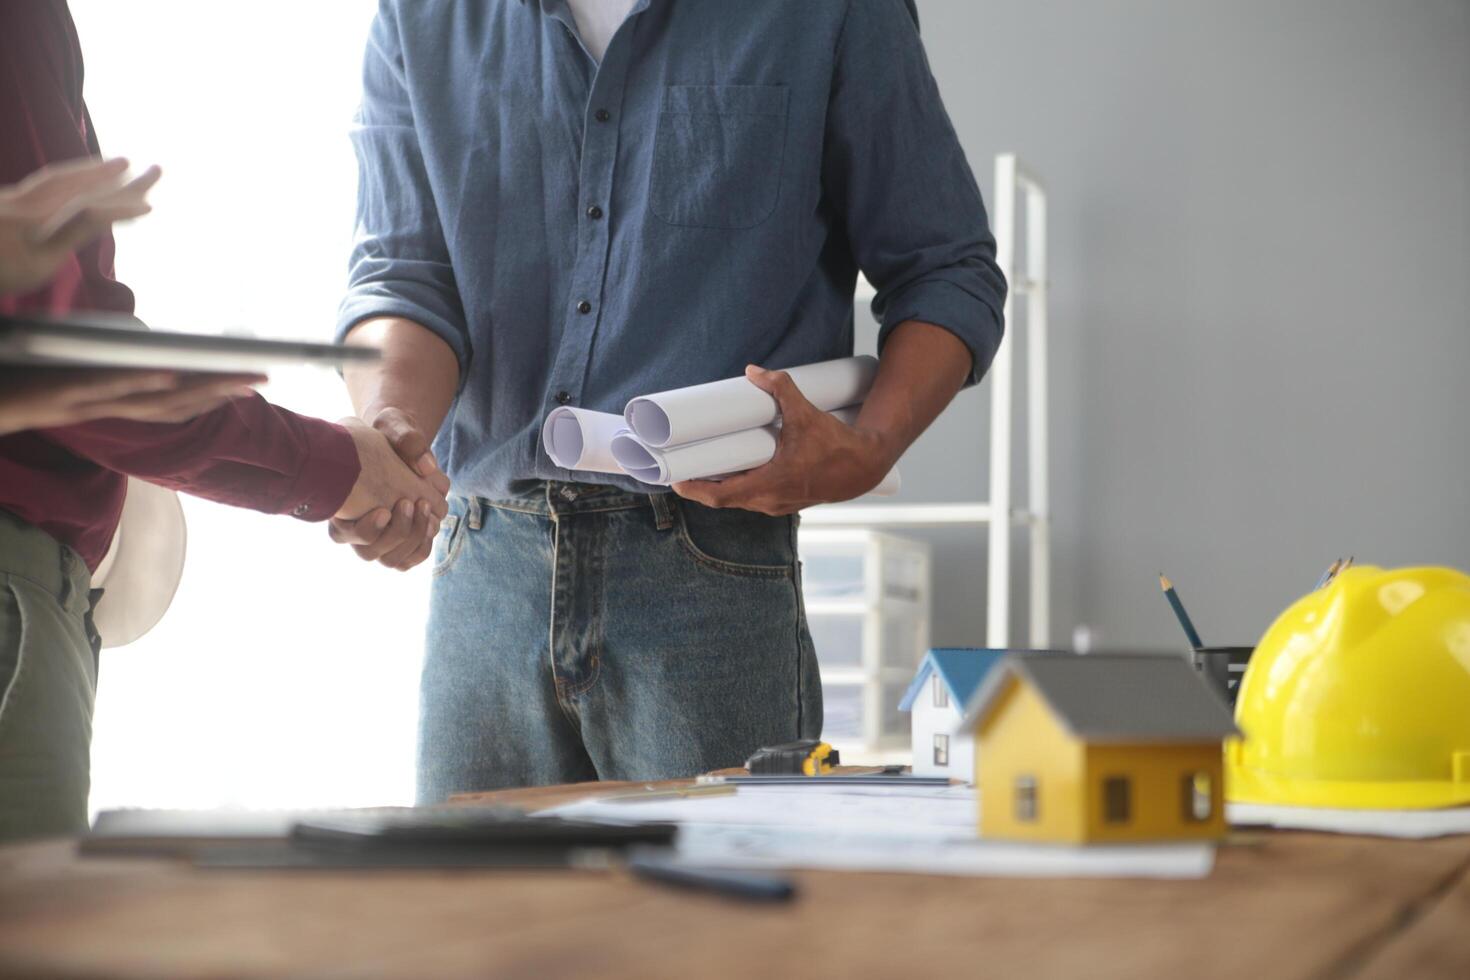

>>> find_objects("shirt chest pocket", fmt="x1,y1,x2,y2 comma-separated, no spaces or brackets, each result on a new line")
650,84,788,230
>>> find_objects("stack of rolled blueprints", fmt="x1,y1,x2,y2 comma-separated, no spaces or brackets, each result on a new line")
541,355,901,495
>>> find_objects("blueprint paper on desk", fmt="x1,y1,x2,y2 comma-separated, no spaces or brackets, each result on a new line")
541,786,1214,879
550,783,977,838
1227,803,1470,839
672,826,1215,879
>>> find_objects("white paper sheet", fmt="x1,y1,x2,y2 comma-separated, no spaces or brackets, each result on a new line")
540,407,629,474
547,784,977,838
609,405,901,493
541,786,1214,879
1227,802,1470,839
624,355,878,448
670,826,1215,879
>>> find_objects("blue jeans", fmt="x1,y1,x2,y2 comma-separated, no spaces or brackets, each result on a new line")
418,482,822,801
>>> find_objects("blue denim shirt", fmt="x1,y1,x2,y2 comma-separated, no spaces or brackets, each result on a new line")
337,0,1006,496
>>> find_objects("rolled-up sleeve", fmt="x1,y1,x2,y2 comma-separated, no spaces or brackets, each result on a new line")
822,0,1007,385
335,2,469,377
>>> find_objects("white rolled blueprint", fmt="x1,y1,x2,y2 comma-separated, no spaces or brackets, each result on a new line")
541,406,628,474
610,405,901,495
623,355,879,448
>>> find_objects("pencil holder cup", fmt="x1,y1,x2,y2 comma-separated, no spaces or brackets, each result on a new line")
1191,646,1254,706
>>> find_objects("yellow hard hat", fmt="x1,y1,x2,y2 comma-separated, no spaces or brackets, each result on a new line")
1226,564,1470,809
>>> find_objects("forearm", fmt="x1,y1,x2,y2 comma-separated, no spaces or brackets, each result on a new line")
343,316,459,438
853,320,973,466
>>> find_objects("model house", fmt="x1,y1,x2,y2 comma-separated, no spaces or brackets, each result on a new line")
959,653,1239,844
898,649,1010,779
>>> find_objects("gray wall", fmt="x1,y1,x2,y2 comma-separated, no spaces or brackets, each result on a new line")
877,0,1470,652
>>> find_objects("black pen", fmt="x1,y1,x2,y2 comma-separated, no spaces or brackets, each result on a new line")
623,849,796,903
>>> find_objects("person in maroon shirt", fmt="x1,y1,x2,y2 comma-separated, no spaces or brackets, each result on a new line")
0,156,278,432
0,0,450,840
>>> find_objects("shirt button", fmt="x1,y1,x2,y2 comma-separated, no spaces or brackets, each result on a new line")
586,204,603,220
576,300,592,314
292,503,310,517
555,391,572,405
594,108,610,123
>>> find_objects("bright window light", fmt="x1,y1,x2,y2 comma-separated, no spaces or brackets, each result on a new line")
71,1,431,815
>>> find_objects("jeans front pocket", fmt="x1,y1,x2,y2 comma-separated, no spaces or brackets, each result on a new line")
674,499,794,578
650,84,788,230
430,505,470,579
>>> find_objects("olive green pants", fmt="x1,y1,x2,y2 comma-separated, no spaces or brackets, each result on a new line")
0,508,101,841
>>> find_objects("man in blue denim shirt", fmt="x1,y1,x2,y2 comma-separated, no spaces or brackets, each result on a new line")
330,0,1006,799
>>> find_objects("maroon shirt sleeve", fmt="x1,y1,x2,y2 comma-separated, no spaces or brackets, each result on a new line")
1,1,361,522
33,402,364,523
41,396,361,522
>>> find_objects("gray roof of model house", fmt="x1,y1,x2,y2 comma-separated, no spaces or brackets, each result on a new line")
959,653,1240,741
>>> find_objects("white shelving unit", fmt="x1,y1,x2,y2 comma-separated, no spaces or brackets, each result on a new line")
803,152,1052,649
799,528,931,757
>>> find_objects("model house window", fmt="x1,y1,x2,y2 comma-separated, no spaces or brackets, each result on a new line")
932,676,949,708
1014,775,1038,822
933,733,949,766
1103,776,1132,823
1182,771,1213,822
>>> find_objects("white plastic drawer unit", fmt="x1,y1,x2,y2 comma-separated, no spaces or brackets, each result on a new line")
820,681,865,742
799,528,932,756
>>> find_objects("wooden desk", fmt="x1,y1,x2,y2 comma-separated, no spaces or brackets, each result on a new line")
1,781,1468,980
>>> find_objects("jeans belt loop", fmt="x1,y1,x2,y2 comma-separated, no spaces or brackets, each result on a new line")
466,496,484,531
650,492,674,532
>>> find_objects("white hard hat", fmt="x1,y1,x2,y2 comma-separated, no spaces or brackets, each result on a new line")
90,477,187,648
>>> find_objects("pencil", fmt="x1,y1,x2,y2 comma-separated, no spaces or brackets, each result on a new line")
1159,573,1205,650
1314,558,1342,590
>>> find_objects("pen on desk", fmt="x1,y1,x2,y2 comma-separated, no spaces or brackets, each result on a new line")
1314,558,1342,590
1159,573,1205,650
624,850,796,903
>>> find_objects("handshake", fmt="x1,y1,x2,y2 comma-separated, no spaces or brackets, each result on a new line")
331,409,452,571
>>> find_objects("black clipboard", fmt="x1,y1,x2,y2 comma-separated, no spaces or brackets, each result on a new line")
0,312,380,373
